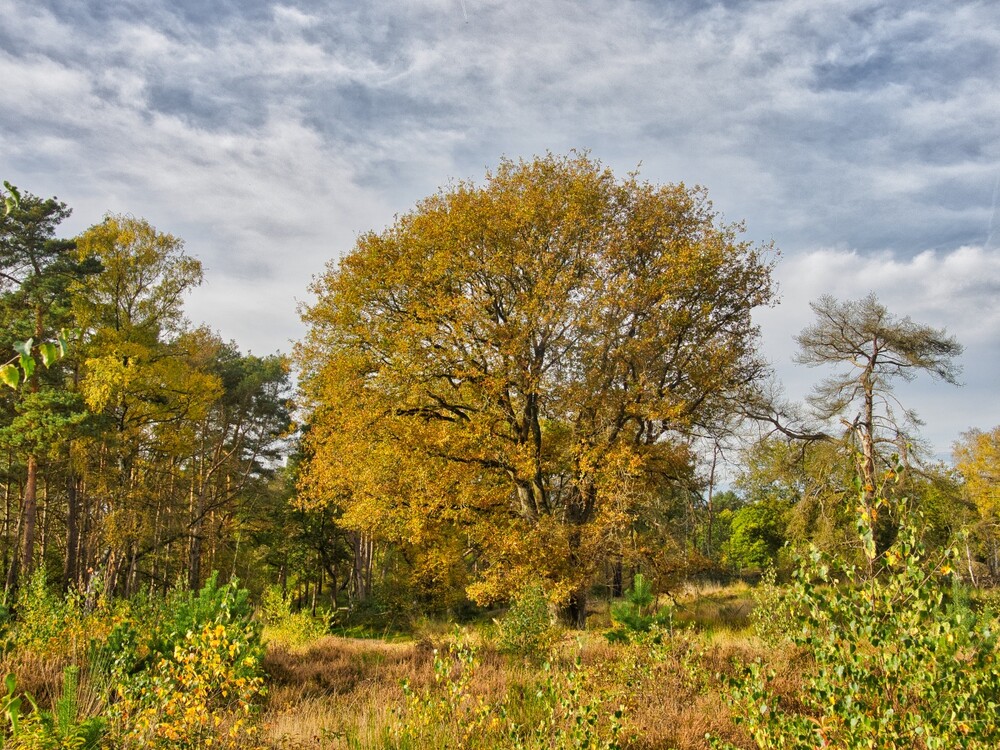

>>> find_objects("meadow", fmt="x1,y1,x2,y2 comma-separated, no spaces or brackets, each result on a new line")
3,521,999,750
1,572,770,749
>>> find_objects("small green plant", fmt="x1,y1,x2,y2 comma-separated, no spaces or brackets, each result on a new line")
749,566,795,647
260,585,328,649
605,573,672,644
496,580,558,663
12,666,105,749
1,672,29,740
396,631,494,748
0,668,104,749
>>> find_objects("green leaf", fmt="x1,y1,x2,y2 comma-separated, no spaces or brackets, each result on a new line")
39,342,59,368
57,331,69,357
0,365,20,389
19,354,35,380
13,339,33,358
2,182,20,216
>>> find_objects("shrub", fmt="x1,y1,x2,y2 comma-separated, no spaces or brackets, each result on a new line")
259,585,328,649
110,573,266,749
748,567,795,647
496,581,558,663
8,569,88,660
115,622,265,749
717,493,1000,749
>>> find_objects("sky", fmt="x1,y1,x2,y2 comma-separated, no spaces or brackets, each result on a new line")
2,0,999,463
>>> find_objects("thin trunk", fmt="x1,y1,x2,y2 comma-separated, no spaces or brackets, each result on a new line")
705,444,719,557
352,531,373,604
188,480,204,590
39,476,49,566
4,509,23,595
63,472,80,589
126,544,138,596
17,305,45,588
965,538,977,588
2,470,10,586
611,556,623,599
19,453,39,585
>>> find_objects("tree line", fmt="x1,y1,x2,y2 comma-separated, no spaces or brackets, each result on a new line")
0,192,292,601
3,154,998,621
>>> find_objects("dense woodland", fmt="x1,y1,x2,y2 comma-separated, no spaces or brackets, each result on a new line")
1,156,999,748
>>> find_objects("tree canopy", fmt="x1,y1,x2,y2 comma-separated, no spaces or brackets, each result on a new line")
297,152,776,623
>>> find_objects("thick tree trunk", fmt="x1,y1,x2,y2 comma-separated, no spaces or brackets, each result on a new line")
351,531,373,604
562,589,588,629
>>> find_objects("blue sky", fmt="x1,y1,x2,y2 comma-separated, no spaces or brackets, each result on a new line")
2,0,999,461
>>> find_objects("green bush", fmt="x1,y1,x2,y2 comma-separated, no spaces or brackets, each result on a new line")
162,572,254,645
259,585,328,648
748,567,795,647
717,494,1000,749
106,573,266,749
8,569,87,659
496,581,558,663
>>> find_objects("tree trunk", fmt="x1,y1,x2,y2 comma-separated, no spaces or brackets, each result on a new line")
611,556,624,599
352,531,373,604
63,472,80,589
562,589,588,629
4,508,23,595
188,481,205,590
18,453,39,586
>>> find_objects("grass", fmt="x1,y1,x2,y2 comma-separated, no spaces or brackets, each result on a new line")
0,581,793,749
252,582,781,750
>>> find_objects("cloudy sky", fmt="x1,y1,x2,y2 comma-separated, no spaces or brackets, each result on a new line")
2,0,998,461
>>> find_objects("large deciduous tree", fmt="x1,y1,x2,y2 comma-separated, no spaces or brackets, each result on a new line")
298,153,775,625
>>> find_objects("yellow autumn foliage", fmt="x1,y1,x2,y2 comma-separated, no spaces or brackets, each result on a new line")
297,152,775,617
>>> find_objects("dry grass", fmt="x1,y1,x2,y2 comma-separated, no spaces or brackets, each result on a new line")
0,650,70,708
253,620,797,750
672,582,755,633
260,634,548,748
0,582,803,749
